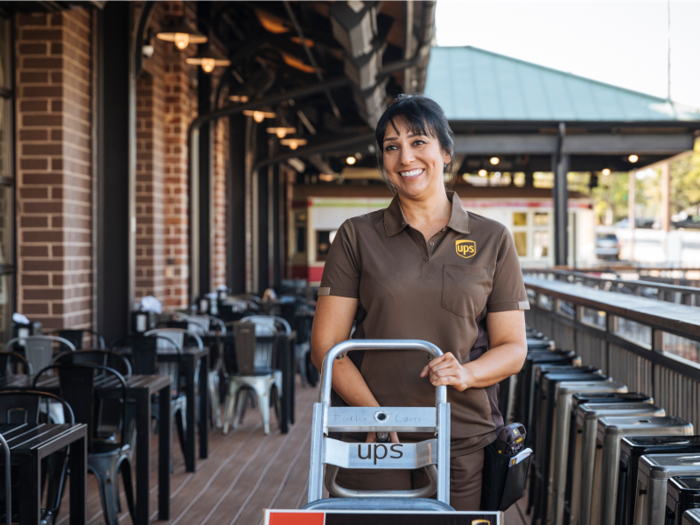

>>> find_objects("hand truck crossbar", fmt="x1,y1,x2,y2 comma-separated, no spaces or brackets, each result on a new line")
326,406,437,432
324,437,438,469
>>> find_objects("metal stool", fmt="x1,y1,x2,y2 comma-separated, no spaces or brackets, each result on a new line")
683,508,700,524
573,403,664,525
532,370,609,524
596,416,693,525
667,477,700,525
549,381,628,525
619,437,700,525
635,454,700,525
563,392,655,525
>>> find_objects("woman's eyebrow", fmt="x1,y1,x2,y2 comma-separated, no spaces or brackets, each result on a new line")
383,135,398,143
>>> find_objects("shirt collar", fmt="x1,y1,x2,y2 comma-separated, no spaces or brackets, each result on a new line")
383,191,470,238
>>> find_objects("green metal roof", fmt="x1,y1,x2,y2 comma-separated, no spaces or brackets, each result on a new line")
424,46,700,122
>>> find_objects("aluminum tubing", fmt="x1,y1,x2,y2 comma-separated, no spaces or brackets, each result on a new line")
599,432,625,525
320,340,446,407
552,391,581,525
646,476,670,525
578,417,600,525
307,402,326,504
436,401,451,504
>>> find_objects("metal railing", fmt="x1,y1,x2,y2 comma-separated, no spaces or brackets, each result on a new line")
524,275,700,429
523,269,700,307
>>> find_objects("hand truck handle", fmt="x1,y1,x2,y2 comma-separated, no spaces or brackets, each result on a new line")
324,464,438,499
320,339,447,406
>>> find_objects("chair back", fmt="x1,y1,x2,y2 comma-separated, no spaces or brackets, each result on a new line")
5,336,76,374
242,315,291,335
0,390,74,427
142,332,188,395
183,315,210,334
56,329,106,350
0,351,32,377
53,349,131,378
34,364,127,450
234,321,277,375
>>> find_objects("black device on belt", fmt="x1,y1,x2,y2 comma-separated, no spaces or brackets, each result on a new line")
481,423,533,511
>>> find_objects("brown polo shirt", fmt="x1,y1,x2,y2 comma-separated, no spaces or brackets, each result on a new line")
319,191,529,456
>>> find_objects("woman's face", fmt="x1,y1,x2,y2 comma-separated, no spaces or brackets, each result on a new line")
382,118,451,199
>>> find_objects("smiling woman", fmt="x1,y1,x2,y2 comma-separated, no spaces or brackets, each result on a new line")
310,94,529,511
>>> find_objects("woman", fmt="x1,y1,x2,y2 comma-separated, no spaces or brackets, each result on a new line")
310,94,528,510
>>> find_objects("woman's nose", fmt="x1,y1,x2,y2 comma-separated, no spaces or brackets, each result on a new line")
399,146,415,165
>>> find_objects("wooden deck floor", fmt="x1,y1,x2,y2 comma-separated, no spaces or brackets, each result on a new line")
56,379,530,524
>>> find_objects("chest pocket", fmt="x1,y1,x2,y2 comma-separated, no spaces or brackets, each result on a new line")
441,264,491,318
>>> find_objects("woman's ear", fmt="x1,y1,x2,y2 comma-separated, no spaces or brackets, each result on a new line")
443,149,452,167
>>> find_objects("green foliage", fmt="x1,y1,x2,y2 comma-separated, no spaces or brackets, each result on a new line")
670,143,700,218
591,140,700,224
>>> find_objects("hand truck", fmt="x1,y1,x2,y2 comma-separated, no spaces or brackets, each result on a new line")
304,339,454,512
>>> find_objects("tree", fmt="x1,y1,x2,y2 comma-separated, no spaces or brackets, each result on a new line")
670,142,700,219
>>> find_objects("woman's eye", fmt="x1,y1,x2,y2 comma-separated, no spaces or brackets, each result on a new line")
385,145,397,152
413,140,426,146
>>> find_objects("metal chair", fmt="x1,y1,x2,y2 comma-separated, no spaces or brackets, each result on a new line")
0,390,74,525
53,329,106,350
112,333,188,469
0,431,9,525
223,320,282,435
34,364,134,525
52,350,132,442
4,335,75,376
175,314,227,429
0,350,32,377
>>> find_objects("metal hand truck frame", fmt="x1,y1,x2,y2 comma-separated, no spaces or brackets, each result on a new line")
305,339,452,511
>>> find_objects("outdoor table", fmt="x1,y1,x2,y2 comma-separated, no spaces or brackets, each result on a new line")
218,330,296,433
0,373,172,524
117,345,209,472
1,422,87,525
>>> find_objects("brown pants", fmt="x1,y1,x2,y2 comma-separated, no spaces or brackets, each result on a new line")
334,447,485,511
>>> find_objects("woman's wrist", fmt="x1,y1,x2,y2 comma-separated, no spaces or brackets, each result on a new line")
459,363,476,391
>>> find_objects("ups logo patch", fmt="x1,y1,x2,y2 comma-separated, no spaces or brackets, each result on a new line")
455,240,476,259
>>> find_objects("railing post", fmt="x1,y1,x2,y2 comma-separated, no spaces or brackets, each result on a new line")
652,329,664,353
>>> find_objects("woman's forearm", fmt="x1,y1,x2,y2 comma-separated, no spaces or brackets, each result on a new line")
310,295,380,408
463,342,526,389
330,358,381,407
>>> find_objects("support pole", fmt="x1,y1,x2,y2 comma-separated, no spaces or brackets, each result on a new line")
628,169,636,262
553,123,568,266
660,162,671,232
660,161,671,262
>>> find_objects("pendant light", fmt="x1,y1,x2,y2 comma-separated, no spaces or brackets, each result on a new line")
156,19,208,50
280,138,308,150
243,110,276,123
186,47,231,73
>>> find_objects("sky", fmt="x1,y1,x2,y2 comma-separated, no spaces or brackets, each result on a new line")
435,1,700,109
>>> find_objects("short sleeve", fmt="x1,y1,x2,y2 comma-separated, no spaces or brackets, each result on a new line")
487,227,530,312
318,220,360,298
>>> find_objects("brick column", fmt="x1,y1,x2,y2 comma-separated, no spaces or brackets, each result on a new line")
135,71,166,300
15,9,93,330
212,114,228,289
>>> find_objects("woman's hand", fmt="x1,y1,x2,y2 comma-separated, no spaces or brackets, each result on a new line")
419,352,472,392
366,431,400,443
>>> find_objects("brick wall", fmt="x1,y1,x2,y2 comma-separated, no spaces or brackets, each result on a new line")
15,9,93,330
135,2,167,301
212,103,228,289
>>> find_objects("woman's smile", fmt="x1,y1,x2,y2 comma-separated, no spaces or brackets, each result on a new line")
399,168,425,179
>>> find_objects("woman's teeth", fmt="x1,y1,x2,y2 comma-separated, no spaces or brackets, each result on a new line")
400,169,423,178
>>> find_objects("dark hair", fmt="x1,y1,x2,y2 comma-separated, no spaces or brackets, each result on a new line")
374,94,455,192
